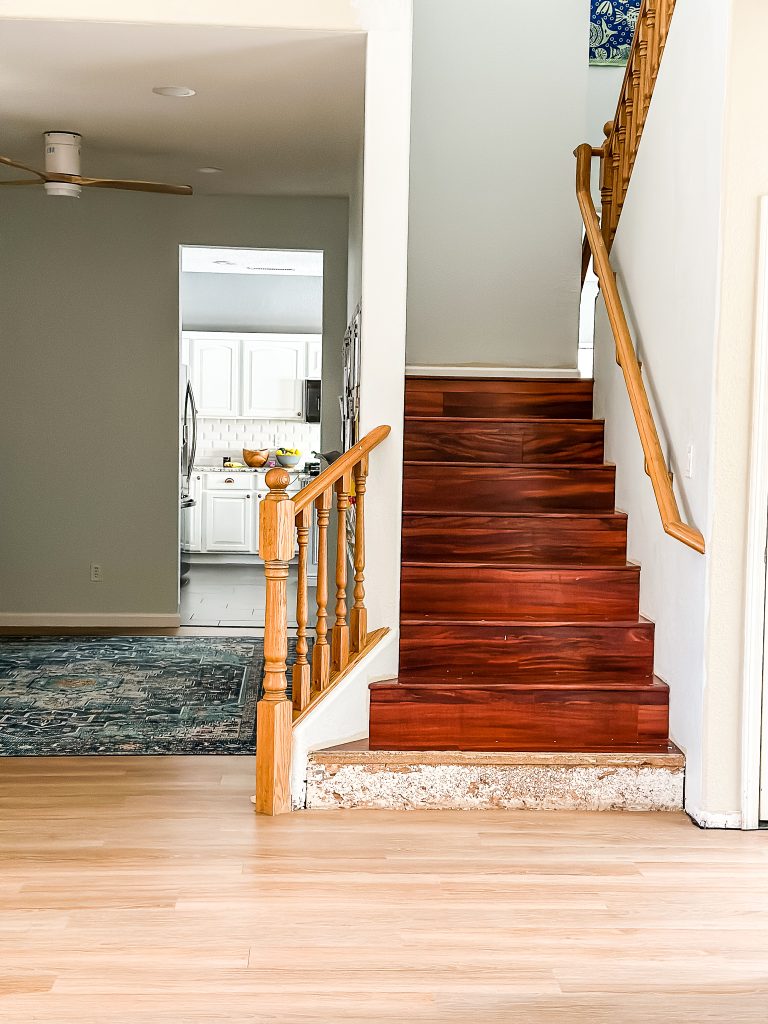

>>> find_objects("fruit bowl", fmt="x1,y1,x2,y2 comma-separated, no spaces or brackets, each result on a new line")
242,448,269,468
276,448,301,468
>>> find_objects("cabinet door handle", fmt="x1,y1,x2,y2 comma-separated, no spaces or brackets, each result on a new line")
224,477,234,484
246,494,251,499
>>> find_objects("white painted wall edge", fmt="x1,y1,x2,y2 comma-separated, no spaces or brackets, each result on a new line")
290,630,399,808
0,613,182,627
740,195,768,830
405,364,581,378
686,807,743,829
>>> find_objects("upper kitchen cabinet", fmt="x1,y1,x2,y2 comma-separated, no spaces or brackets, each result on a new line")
187,336,240,417
306,339,322,381
183,332,319,420
241,336,307,420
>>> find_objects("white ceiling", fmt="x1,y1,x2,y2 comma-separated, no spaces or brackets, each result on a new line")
181,246,323,276
0,20,366,196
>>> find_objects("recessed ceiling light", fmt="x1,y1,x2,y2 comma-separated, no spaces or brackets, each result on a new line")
197,166,223,174
152,86,196,98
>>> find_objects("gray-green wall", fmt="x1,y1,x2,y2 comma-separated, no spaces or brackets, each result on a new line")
0,191,348,616
406,0,588,369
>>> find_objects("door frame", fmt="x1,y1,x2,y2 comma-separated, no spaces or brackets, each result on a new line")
741,195,768,829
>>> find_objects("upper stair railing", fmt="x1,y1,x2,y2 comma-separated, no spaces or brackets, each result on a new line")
255,425,391,815
577,0,703,554
599,0,676,250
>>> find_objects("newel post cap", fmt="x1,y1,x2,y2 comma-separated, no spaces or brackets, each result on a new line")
265,467,291,493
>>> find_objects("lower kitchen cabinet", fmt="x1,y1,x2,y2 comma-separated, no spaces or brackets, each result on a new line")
203,491,257,553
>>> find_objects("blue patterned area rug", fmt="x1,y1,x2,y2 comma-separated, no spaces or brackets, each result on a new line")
0,635,295,756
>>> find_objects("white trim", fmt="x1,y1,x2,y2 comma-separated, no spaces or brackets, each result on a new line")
290,630,399,808
741,195,768,830
405,364,581,379
687,807,743,830
0,613,182,628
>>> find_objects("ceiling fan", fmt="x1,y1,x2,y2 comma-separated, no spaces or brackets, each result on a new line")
0,132,193,198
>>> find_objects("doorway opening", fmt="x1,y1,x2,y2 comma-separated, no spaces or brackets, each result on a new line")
179,244,323,628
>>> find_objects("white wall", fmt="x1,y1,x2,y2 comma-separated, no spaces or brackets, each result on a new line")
0,192,348,620
704,0,768,822
405,0,587,370
347,139,365,320
181,273,322,333
592,0,731,815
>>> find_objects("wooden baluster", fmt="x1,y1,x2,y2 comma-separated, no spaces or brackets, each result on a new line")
255,468,295,816
312,488,332,691
332,472,351,673
600,122,615,247
292,506,311,714
350,457,368,654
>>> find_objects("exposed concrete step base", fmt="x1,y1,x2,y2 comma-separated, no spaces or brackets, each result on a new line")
305,742,684,812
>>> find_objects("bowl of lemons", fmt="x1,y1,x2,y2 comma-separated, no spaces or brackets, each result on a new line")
276,447,301,468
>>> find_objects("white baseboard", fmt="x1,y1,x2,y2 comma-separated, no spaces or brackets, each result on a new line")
0,613,182,629
405,364,581,379
686,805,743,829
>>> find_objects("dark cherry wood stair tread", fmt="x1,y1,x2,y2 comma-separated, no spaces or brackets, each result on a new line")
402,510,627,519
403,460,614,469
370,678,668,693
399,616,653,627
405,415,605,424
399,565,638,573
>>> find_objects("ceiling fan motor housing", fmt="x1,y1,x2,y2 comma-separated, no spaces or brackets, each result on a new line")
43,131,82,197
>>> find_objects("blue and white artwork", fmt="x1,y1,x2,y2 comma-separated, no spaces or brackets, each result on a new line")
590,0,641,66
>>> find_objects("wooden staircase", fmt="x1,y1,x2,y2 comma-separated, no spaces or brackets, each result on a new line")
368,375,670,753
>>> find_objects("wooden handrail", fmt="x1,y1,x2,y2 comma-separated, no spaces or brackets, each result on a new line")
255,425,392,815
575,143,704,554
294,425,391,512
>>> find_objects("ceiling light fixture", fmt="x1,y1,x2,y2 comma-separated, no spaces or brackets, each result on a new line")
197,166,223,174
152,85,196,98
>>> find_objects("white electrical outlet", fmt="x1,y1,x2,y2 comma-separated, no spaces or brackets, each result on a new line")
685,444,695,479
90,563,103,583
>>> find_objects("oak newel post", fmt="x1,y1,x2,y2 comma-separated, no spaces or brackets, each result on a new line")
255,468,295,815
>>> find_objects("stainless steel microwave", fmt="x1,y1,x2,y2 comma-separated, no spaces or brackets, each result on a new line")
305,379,321,423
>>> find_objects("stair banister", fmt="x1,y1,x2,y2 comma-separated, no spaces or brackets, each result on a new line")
574,143,704,554
255,424,392,815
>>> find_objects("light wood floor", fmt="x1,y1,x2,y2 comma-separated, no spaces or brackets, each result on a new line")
1,756,767,1023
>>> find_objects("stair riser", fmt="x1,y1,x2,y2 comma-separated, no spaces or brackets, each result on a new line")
400,567,640,622
403,465,616,514
405,378,594,419
369,684,670,752
404,420,604,464
401,514,628,565
398,622,655,685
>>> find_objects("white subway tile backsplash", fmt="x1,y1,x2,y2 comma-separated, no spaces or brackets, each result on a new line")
196,417,321,467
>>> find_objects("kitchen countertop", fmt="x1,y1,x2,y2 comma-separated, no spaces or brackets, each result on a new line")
194,465,305,475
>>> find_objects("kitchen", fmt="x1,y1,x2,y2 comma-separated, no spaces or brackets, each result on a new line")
180,245,323,627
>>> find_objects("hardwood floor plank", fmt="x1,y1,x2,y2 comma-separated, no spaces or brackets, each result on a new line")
1,757,765,1021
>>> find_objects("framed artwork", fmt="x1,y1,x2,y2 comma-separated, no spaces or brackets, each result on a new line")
590,0,641,66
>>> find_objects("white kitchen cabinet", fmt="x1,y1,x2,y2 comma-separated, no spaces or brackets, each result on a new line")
188,336,240,416
306,339,322,381
182,473,203,553
203,490,255,553
241,336,307,420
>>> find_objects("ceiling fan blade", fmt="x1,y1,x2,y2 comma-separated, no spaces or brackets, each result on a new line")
0,154,48,180
0,178,42,186
75,176,192,196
